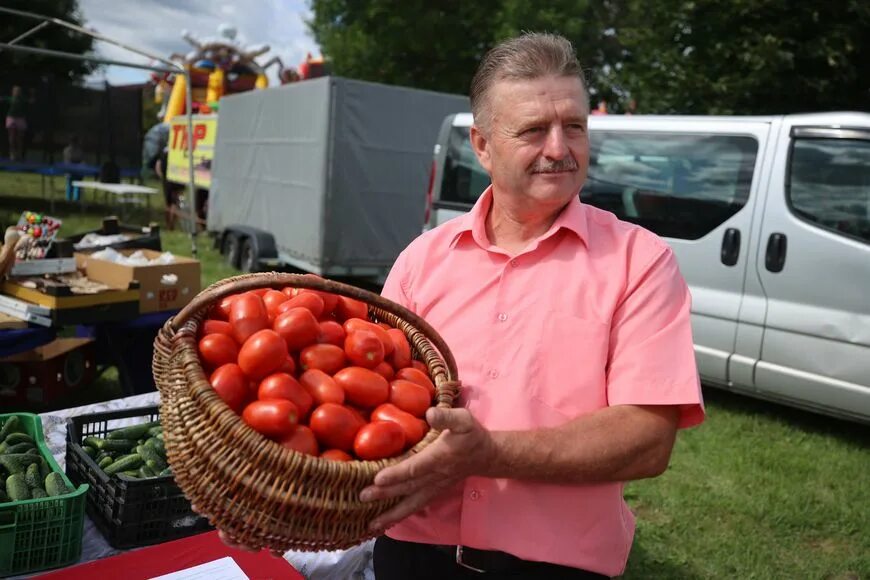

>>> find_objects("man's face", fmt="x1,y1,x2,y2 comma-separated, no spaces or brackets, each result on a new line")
471,75,589,213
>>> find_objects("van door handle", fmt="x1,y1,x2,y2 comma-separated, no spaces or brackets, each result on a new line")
721,228,740,266
765,233,787,272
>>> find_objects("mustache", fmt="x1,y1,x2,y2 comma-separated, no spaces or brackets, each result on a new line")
531,157,579,173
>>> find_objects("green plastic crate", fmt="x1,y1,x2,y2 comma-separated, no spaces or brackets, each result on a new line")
0,412,88,577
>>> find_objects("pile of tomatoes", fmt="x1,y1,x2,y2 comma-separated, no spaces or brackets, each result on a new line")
197,277,435,462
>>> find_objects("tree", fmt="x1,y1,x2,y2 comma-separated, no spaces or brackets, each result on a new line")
616,0,870,114
0,0,96,85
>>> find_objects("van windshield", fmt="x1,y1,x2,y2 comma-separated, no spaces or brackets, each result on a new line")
439,126,490,205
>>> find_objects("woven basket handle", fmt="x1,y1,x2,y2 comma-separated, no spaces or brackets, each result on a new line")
169,272,458,381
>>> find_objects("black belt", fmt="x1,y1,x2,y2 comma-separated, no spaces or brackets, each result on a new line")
433,544,520,573
431,544,607,577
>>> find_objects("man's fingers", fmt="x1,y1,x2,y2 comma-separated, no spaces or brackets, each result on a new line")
426,407,474,433
370,486,441,531
373,442,445,486
360,471,442,502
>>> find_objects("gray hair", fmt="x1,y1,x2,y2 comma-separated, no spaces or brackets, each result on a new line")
470,33,588,133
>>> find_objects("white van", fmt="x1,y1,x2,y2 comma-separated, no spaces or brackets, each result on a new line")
424,112,870,423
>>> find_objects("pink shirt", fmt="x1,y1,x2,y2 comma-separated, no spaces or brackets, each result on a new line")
381,187,704,576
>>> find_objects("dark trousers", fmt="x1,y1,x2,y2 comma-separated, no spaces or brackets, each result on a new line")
373,536,609,580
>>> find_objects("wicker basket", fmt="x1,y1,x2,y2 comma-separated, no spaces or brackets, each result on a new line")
152,272,460,552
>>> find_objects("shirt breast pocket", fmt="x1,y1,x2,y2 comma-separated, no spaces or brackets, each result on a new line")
529,313,610,419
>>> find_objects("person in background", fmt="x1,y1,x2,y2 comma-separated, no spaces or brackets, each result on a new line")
63,135,86,201
591,99,608,115
4,86,28,161
364,32,705,579
626,98,638,115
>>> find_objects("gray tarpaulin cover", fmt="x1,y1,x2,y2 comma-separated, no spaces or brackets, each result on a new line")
208,76,469,274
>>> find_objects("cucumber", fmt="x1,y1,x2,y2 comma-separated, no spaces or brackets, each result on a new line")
0,416,21,441
97,439,138,453
98,456,114,469
31,488,47,499
4,433,34,446
83,436,105,450
6,442,35,454
104,454,143,475
159,467,173,477
144,437,166,458
138,465,156,478
107,422,159,441
0,488,7,502
24,463,42,491
120,470,140,478
26,447,41,457
0,442,7,454
0,454,36,475
147,426,163,437
137,444,166,470
45,472,72,497
6,473,30,501
37,457,50,480
82,445,97,458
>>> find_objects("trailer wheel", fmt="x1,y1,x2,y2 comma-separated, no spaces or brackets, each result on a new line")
223,232,242,269
240,238,259,273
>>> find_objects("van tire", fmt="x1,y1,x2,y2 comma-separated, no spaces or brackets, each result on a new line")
223,232,242,269
240,238,259,273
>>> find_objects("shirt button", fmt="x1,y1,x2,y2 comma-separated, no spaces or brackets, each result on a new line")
510,259,518,267
469,490,480,501
497,312,508,322
489,369,499,379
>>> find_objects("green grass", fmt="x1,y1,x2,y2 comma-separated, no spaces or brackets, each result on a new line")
2,174,869,578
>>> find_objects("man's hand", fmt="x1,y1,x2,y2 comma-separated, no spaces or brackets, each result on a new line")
360,407,495,531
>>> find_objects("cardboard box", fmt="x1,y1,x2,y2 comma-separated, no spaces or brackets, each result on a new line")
76,249,201,313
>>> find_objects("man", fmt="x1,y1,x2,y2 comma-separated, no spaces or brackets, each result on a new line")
4,86,28,161
361,33,704,579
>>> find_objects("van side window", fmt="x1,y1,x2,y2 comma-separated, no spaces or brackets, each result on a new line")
788,138,870,244
585,132,758,239
440,126,490,205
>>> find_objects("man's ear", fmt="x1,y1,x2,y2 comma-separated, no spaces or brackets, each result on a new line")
470,124,492,174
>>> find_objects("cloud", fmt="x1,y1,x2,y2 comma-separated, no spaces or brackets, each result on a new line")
77,0,320,86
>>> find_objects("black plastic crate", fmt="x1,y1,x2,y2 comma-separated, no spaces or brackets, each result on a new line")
64,405,211,549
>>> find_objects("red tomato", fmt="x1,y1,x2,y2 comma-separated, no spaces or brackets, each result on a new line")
273,307,321,351
250,288,270,297
320,449,353,462
411,360,429,374
309,403,362,451
346,405,369,427
353,421,406,460
389,379,431,417
317,320,346,347
334,296,368,322
238,329,288,380
213,295,237,321
344,330,385,368
396,367,436,399
198,333,239,368
343,319,393,356
299,344,346,375
371,403,427,448
262,290,289,321
209,363,249,413
278,425,319,456
278,292,325,319
372,361,395,382
387,328,412,369
299,369,345,405
230,293,269,344
201,319,234,339
377,322,391,330
242,399,299,439
258,372,313,418
277,355,297,376
333,367,389,409
312,290,339,316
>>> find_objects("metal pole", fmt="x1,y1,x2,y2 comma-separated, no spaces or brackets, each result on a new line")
3,21,49,48
0,43,177,74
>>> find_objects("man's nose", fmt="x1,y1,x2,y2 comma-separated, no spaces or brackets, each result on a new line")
543,125,569,160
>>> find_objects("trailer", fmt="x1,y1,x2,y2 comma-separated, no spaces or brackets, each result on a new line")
207,76,469,288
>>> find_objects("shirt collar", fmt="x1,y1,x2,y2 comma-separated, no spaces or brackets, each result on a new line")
448,185,589,250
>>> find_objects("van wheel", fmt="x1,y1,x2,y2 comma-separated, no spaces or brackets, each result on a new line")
223,233,242,269
240,238,258,273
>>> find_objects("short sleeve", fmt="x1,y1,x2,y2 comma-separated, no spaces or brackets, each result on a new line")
381,249,415,313
606,246,704,428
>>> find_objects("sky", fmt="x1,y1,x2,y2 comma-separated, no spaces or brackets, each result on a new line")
77,0,321,86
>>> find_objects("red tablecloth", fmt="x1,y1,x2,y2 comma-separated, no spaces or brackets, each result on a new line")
34,531,304,580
